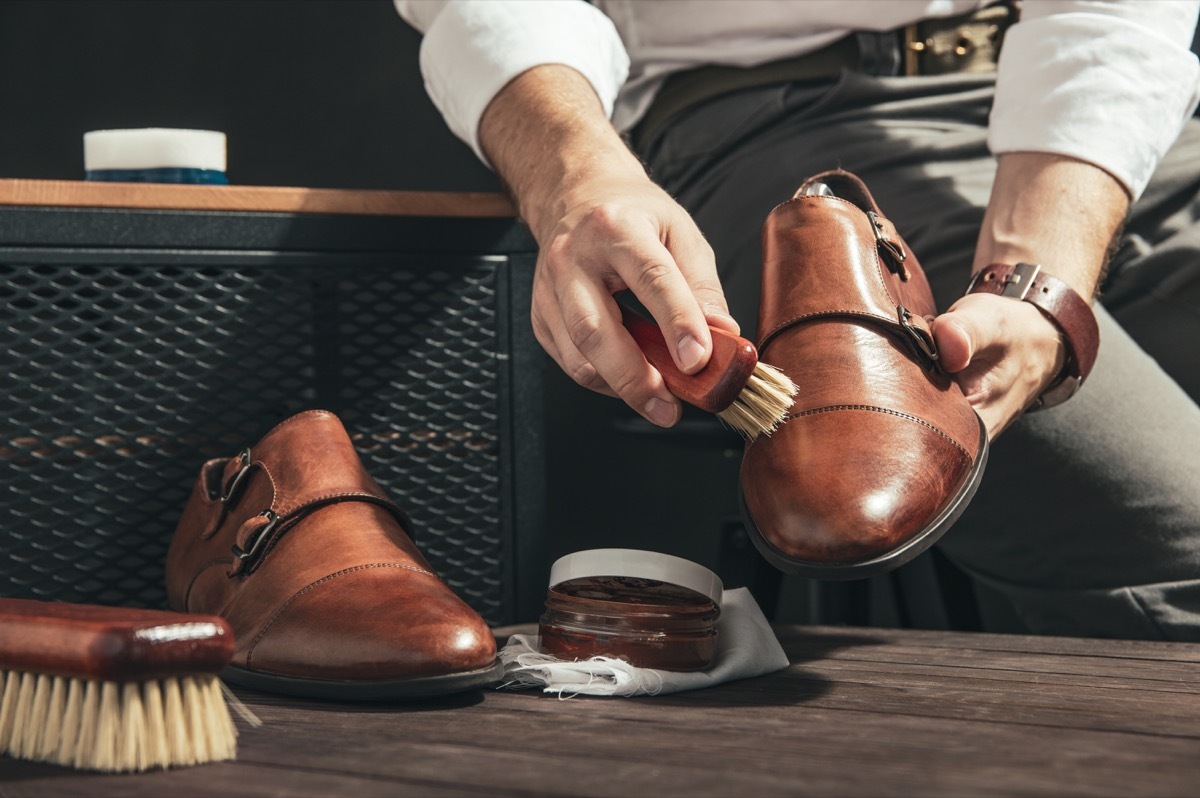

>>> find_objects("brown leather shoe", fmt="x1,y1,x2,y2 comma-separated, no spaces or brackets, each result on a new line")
739,170,987,579
165,410,502,699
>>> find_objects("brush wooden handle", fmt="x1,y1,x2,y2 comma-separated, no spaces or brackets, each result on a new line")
621,306,758,413
0,599,235,681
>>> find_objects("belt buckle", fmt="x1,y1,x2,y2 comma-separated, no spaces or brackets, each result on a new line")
901,4,1010,78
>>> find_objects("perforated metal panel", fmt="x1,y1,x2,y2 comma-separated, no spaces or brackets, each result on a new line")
0,247,525,625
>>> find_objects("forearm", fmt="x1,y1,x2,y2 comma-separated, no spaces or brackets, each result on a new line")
478,64,647,245
933,153,1130,438
476,63,735,424
974,152,1130,298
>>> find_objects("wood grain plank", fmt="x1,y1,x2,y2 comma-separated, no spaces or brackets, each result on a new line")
794,643,1200,685
0,179,518,218
500,625,1200,684
3,694,1196,798
0,758,510,798
792,651,1200,692
473,657,1200,737
775,625,1200,663
497,625,1200,686
6,625,1200,797
212,687,1200,797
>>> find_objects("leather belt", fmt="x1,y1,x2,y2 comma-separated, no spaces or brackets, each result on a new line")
631,3,1014,154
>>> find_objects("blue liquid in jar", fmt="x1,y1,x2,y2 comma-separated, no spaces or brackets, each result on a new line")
85,167,228,184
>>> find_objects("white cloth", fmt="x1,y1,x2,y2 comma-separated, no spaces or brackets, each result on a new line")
497,587,789,697
394,0,1200,199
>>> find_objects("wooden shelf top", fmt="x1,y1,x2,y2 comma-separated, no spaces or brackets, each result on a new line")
0,179,518,218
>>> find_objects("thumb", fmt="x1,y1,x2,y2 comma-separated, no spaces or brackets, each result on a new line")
932,310,979,373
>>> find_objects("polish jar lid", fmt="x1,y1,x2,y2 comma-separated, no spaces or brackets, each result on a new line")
538,549,723,672
83,128,229,184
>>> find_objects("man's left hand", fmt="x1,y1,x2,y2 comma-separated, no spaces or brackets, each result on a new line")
931,292,1066,440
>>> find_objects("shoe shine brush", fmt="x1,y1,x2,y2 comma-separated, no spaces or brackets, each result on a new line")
621,306,797,439
0,598,243,772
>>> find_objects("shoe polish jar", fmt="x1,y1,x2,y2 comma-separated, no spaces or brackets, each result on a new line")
84,128,229,184
538,549,723,671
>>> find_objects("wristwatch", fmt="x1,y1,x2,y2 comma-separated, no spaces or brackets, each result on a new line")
965,262,1100,410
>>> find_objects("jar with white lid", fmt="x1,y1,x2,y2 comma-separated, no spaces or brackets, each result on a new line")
538,549,723,672
84,128,228,184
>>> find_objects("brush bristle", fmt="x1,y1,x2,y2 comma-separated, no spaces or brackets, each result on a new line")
0,669,238,772
716,361,798,440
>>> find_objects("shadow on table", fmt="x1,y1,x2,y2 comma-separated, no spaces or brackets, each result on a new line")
0,757,81,785
226,630,883,712
555,629,882,709
230,685,487,715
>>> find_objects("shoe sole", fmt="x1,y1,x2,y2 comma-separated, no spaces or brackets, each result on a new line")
740,415,989,581
221,657,505,701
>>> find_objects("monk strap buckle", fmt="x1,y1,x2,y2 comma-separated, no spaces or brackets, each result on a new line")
898,305,939,365
231,509,279,562
220,448,253,505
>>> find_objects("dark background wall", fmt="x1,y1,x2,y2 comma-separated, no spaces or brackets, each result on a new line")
6,1,1200,626
0,0,499,192
0,0,762,612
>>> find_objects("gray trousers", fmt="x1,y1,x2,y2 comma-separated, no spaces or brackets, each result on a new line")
639,71,1200,640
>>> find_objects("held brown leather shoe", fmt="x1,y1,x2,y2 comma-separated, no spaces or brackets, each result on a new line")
739,170,987,579
165,410,503,699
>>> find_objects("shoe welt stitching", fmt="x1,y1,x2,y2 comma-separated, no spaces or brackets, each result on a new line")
257,459,281,505
244,562,439,668
784,404,972,460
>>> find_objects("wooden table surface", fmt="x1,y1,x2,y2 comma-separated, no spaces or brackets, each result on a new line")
2,624,1199,797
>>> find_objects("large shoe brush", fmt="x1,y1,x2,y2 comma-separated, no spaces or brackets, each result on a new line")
0,598,241,772
621,306,797,439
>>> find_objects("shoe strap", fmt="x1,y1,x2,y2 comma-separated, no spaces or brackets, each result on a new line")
210,411,415,576
227,491,411,577
758,192,940,365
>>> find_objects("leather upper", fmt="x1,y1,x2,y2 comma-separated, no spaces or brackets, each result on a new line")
741,171,983,568
165,410,496,681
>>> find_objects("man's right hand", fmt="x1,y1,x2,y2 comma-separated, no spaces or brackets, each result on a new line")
480,65,738,428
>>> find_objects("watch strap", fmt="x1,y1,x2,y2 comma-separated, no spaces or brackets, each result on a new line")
965,262,1100,409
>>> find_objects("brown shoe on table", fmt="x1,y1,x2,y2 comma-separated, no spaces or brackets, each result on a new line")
165,410,502,700
740,170,988,580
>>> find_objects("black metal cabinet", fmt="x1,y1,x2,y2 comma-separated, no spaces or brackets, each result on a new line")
0,203,545,626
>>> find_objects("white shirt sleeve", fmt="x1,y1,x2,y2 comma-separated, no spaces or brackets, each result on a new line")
393,0,630,165
989,0,1200,199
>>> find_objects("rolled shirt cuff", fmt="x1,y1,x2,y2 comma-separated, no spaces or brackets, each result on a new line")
989,9,1200,200
416,0,630,165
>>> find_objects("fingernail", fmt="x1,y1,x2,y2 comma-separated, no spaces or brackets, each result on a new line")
704,303,741,334
676,334,705,371
644,398,677,427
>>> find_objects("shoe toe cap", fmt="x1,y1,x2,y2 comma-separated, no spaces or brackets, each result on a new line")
741,407,976,567
244,564,497,681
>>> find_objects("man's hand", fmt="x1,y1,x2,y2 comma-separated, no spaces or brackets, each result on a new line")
532,174,740,424
480,65,737,428
933,152,1129,440
932,293,1065,439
